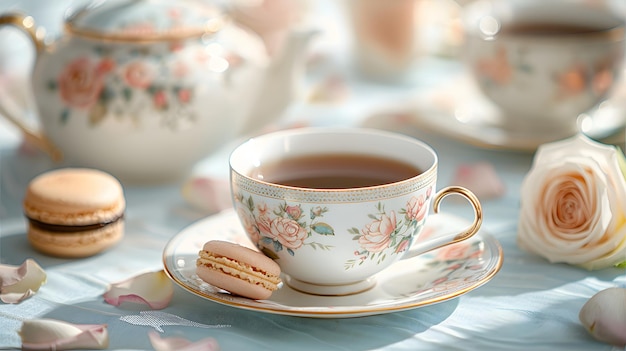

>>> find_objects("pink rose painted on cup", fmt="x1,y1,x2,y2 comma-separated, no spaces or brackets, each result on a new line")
406,194,428,222
233,195,334,258
359,211,396,253
556,64,587,97
347,198,434,269
266,217,307,250
285,205,302,220
58,57,107,109
474,47,512,86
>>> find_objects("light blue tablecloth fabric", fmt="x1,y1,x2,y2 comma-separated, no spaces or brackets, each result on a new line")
1,113,625,350
1,1,625,349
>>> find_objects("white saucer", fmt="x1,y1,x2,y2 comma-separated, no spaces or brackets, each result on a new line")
162,209,503,318
365,72,626,152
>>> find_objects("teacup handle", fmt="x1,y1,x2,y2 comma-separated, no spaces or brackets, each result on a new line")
405,186,483,259
0,14,62,161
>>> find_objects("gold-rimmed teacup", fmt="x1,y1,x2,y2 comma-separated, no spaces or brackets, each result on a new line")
463,0,625,136
229,127,482,296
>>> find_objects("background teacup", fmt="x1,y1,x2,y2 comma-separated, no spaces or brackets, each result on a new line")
229,127,482,296
463,0,625,136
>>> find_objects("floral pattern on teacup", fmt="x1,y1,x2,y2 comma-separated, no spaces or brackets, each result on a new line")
234,194,333,258
346,188,431,269
235,186,433,270
473,45,620,101
473,47,513,85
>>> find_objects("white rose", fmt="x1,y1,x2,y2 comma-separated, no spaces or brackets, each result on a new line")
517,133,626,270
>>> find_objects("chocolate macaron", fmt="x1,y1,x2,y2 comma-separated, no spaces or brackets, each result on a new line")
23,168,125,258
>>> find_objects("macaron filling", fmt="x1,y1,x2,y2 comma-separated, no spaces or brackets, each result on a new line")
26,214,124,233
197,250,281,291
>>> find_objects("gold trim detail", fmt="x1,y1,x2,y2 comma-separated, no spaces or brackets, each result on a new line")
162,210,504,318
64,16,226,43
231,164,437,204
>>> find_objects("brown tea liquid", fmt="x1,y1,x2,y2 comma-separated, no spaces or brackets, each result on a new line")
251,153,421,189
500,23,615,36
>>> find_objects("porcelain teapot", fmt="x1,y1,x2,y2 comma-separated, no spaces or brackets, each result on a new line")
0,0,314,183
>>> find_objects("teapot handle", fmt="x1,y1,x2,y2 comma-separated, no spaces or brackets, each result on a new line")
0,13,62,161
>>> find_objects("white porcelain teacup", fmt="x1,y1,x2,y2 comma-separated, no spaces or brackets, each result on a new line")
463,0,625,136
229,127,482,296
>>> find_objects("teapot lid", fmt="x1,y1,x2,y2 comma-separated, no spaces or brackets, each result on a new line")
65,0,225,41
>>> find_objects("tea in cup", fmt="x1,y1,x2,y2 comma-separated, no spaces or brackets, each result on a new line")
463,0,625,136
229,127,482,296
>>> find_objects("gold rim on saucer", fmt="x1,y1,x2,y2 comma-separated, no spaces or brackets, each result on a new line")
162,209,503,318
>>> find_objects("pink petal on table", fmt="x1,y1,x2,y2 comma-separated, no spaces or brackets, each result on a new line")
149,331,220,351
20,319,108,350
181,177,232,214
0,259,47,304
580,287,626,347
103,270,173,310
308,74,350,104
450,162,505,200
18,139,40,156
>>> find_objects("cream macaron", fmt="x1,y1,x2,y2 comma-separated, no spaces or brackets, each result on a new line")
196,240,282,300
23,168,125,258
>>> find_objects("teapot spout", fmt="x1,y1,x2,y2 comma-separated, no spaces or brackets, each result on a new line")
240,28,317,136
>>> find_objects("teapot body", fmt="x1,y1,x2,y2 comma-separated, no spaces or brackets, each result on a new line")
30,24,266,182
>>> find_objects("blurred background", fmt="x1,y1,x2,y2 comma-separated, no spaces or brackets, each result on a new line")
0,0,624,156
0,0,465,142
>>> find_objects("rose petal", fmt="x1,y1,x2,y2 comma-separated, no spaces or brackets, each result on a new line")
181,176,232,214
450,162,505,200
19,319,108,350
308,74,349,104
0,259,47,303
148,331,220,351
103,270,173,309
579,287,626,347
532,160,611,251
518,134,626,270
579,223,626,270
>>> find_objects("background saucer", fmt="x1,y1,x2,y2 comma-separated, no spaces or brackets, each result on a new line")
163,209,503,318
363,72,626,152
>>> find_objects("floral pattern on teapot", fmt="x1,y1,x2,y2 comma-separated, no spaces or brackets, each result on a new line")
234,186,433,270
46,41,239,130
